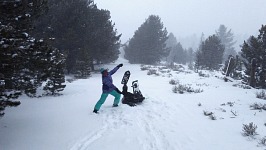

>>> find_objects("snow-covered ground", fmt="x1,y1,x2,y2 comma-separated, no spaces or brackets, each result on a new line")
1,58,266,150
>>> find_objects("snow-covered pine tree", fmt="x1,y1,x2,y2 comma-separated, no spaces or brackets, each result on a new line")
195,33,205,71
165,33,191,65
241,25,266,88
0,0,50,116
196,35,224,70
187,47,194,64
170,43,186,64
165,33,178,64
216,25,237,62
0,0,47,99
124,15,169,64
34,0,121,73
43,45,66,95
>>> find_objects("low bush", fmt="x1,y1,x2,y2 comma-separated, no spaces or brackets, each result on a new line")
203,110,216,120
242,122,258,136
258,136,266,146
169,79,179,85
140,65,151,71
198,71,210,78
147,69,157,75
250,103,266,111
172,84,203,94
256,90,266,100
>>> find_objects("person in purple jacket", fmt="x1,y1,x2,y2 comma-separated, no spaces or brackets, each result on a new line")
93,64,123,113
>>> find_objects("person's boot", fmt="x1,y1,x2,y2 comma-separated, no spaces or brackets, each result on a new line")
112,104,118,107
93,109,98,114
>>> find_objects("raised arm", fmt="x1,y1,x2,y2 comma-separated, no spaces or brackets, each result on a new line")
109,64,123,75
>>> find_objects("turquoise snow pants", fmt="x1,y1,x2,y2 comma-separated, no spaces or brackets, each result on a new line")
94,90,121,111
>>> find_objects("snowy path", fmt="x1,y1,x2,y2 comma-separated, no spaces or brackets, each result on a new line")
70,97,174,150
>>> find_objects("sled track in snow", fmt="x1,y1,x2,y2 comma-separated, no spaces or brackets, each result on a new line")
70,124,108,150
70,96,176,150
136,98,174,150
70,108,132,150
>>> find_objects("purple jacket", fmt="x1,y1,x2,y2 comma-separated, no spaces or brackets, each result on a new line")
102,66,119,93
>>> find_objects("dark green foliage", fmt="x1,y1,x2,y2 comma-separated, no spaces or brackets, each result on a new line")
0,0,66,116
242,122,258,136
168,43,190,64
241,25,266,88
42,46,66,95
216,25,237,61
166,33,178,48
195,35,224,70
0,100,21,117
74,61,91,79
166,33,194,65
0,0,47,99
34,0,121,73
124,15,169,64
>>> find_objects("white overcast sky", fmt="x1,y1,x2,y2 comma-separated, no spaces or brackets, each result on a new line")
95,0,266,44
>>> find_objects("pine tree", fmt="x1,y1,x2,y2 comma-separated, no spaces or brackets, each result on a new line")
43,46,66,95
124,15,168,64
196,35,224,70
34,0,121,73
165,32,177,63
0,0,66,116
166,33,178,47
216,25,237,62
187,47,194,64
241,25,266,88
169,43,186,64
195,33,205,71
0,0,48,98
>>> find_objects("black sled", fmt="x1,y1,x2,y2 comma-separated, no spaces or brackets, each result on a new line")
121,71,145,106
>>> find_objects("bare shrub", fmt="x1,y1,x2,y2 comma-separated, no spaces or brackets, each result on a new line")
147,69,157,75
158,66,168,70
175,84,203,94
177,84,188,94
258,136,266,146
198,71,210,78
203,110,213,116
140,65,151,71
203,110,216,120
256,90,266,100
171,64,185,71
220,101,235,107
209,114,217,120
250,103,266,111
66,78,76,83
227,101,235,107
198,103,202,106
196,83,209,87
242,122,258,136
194,88,204,93
232,83,252,89
172,86,178,93
169,79,179,85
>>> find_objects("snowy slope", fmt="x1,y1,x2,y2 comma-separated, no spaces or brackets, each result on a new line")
1,58,266,150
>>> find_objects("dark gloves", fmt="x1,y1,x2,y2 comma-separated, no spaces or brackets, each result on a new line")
117,63,123,68
115,88,123,95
